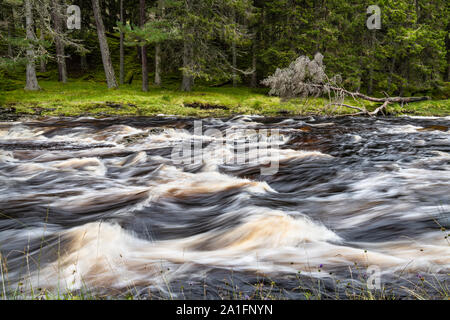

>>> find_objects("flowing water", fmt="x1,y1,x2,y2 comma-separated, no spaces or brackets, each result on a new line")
0,115,449,299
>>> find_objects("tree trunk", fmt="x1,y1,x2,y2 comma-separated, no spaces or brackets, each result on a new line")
155,44,161,86
91,0,118,88
181,0,193,91
24,0,40,91
446,23,450,81
310,83,430,103
399,51,409,96
39,30,46,72
251,11,262,88
250,39,257,88
141,46,149,91
119,0,124,85
414,0,420,22
387,56,396,93
136,45,141,61
232,40,237,87
140,0,149,91
80,54,88,71
38,8,46,72
7,6,14,57
231,9,237,87
52,0,67,83
323,86,430,117
368,30,376,95
154,0,164,86
181,38,194,92
7,29,13,57
447,56,450,82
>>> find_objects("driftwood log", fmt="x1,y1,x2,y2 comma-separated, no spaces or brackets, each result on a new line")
262,54,431,117
317,84,430,116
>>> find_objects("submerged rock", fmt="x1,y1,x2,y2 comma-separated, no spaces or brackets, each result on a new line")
0,106,23,121
184,102,229,110
418,125,448,132
118,128,165,145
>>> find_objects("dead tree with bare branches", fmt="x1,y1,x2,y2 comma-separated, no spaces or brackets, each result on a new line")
261,53,430,116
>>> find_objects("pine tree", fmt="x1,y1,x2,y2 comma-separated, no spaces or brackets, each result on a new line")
24,0,40,91
91,0,118,88
52,0,68,83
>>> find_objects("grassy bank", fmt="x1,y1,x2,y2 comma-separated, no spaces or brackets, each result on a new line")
1,81,449,118
1,269,448,300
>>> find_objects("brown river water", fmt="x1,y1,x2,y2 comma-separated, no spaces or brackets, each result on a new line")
0,115,449,299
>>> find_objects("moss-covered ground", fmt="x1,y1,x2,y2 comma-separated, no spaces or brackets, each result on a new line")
1,80,448,119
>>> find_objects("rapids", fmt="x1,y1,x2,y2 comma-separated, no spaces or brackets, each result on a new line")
0,115,449,299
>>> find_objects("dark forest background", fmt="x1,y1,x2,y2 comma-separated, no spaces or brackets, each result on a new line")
0,0,449,98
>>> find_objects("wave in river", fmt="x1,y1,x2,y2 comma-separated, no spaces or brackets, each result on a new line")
0,116,448,298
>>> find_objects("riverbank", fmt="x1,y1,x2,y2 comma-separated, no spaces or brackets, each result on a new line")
1,81,449,119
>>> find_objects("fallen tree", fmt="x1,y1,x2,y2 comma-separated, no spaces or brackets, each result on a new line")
261,53,430,116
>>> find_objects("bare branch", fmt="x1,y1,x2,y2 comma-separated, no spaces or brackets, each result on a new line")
325,103,368,114
262,53,431,116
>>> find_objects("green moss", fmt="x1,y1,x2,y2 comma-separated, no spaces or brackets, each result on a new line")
386,99,450,117
1,80,449,118
0,69,24,92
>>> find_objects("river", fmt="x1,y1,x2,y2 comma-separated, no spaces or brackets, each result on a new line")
0,115,448,299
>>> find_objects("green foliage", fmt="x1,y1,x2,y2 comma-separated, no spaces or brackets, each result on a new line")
431,82,450,100
168,0,255,82
118,16,181,47
0,0,448,96
0,68,23,91
254,0,449,96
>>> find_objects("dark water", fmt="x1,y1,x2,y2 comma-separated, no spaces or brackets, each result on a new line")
0,115,449,299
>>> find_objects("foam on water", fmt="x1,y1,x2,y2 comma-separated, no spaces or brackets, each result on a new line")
0,116,449,298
